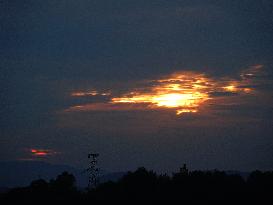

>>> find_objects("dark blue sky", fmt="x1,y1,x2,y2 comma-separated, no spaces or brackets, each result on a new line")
1,0,273,173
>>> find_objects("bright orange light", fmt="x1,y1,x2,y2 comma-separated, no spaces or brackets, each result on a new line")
65,66,261,116
111,72,211,115
223,84,253,93
151,93,206,108
176,109,198,115
223,85,237,92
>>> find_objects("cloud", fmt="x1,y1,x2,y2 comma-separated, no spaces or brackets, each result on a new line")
209,91,239,97
62,65,266,116
29,148,59,157
71,90,111,97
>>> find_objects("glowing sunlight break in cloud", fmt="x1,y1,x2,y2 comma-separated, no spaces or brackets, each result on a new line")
111,75,210,115
66,65,263,115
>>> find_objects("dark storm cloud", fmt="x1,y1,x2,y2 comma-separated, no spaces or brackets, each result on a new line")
1,0,273,171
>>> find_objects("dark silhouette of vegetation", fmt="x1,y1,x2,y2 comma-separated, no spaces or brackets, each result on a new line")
1,168,273,204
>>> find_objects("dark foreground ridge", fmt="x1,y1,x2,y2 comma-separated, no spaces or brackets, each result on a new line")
1,167,273,204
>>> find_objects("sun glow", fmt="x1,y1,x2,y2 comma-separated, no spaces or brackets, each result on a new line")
111,72,211,115
151,93,207,107
67,65,261,116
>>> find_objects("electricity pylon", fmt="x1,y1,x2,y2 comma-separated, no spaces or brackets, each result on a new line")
86,153,100,189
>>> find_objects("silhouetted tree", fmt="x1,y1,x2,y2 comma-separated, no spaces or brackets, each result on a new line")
50,171,76,194
2,168,273,204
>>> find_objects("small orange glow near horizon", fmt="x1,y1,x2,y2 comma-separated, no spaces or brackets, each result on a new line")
30,149,56,157
66,65,262,116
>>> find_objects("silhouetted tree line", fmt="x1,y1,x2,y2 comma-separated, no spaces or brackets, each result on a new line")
1,168,273,204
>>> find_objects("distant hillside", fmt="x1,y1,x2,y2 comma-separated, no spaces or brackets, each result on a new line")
0,161,125,189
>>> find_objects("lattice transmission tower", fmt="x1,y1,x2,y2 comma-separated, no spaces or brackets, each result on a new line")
86,153,100,189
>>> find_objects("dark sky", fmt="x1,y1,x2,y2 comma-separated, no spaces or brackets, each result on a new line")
1,0,273,173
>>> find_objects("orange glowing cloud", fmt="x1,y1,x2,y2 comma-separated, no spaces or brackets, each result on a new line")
65,65,263,115
110,73,211,115
71,90,111,97
30,149,57,157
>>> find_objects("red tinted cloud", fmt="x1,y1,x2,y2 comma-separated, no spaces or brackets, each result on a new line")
30,149,57,157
